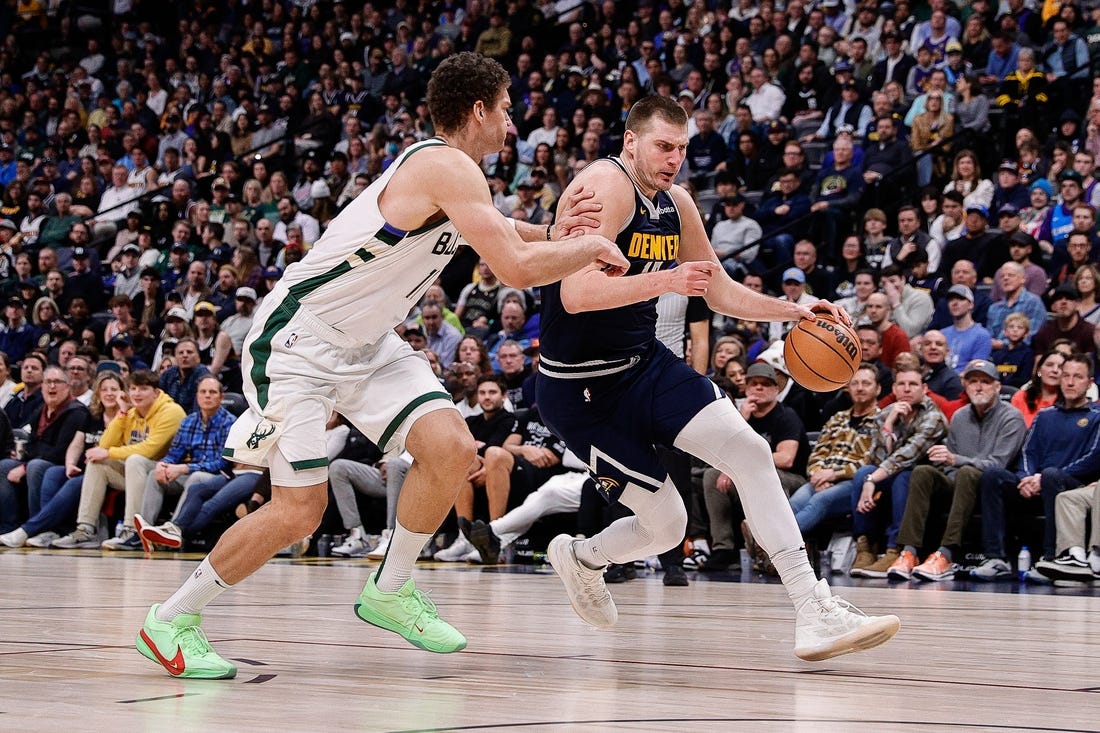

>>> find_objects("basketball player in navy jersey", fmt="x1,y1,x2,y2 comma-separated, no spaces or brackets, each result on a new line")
539,95,900,661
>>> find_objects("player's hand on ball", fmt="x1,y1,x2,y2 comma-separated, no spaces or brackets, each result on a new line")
669,261,715,296
806,300,852,328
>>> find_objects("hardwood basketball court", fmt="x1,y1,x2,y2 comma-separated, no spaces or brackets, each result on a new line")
2,550,1097,732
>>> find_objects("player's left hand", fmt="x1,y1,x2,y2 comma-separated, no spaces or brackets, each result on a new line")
801,300,852,328
552,185,602,238
592,236,630,276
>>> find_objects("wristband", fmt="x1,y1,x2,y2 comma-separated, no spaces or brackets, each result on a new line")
546,223,553,241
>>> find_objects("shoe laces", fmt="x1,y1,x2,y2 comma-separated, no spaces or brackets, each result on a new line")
805,593,868,624
403,587,441,626
175,623,215,657
577,564,612,602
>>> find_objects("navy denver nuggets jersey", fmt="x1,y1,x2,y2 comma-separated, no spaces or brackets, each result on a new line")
540,158,682,370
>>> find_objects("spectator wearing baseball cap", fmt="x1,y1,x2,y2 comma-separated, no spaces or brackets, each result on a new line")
190,300,237,388
992,160,1029,214
113,243,143,300
768,267,818,342
262,265,283,282
990,231,1047,303
941,284,994,376
221,288,258,355
1032,282,1095,357
939,198,1001,281
940,41,971,86
710,193,761,278
0,296,38,364
0,143,15,186
889,354,1025,586
107,332,149,371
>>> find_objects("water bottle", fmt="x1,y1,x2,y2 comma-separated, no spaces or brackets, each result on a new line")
317,534,332,557
1017,546,1032,581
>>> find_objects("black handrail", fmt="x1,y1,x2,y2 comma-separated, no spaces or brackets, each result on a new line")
82,114,327,249
727,126,966,262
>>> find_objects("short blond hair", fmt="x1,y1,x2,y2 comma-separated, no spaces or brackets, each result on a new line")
1003,312,1031,334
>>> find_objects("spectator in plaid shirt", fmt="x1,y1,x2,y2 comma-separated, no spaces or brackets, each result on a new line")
788,363,881,535
134,375,235,546
848,361,949,578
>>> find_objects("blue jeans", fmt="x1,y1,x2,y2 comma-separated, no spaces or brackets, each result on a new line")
916,154,933,188
0,457,24,532
174,473,261,534
22,469,83,537
789,478,854,534
762,233,794,270
849,465,912,549
26,458,57,516
980,466,1078,559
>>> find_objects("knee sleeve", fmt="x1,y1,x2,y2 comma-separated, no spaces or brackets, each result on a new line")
675,398,777,490
619,478,688,553
674,397,803,556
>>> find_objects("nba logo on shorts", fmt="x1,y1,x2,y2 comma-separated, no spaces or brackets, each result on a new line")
285,333,299,348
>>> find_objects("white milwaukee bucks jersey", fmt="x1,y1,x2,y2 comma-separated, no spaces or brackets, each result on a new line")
270,138,464,347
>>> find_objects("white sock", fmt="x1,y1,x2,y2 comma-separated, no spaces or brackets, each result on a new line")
374,520,432,593
1068,546,1087,562
771,545,820,608
349,525,365,539
574,535,612,569
156,556,232,622
1088,549,1100,573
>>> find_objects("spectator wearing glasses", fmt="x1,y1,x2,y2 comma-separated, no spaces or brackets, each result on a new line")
65,355,93,406
0,365,88,535
765,140,815,195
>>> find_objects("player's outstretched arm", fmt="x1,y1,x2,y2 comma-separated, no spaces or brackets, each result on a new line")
665,185,852,327
421,148,626,287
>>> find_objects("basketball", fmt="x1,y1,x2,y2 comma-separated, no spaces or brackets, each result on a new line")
783,311,862,392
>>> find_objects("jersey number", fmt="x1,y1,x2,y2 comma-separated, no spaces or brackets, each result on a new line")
431,232,459,256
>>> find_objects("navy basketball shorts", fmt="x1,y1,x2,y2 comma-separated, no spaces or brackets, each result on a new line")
536,344,723,502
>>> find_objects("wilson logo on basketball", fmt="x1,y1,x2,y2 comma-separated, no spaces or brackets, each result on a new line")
815,318,859,360
783,314,862,392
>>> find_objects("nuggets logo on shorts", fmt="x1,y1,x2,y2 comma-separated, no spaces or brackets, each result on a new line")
596,476,619,496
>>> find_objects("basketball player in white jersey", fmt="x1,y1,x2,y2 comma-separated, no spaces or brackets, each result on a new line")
135,53,628,679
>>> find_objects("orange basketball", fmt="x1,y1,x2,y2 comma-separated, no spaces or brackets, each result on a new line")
783,312,862,392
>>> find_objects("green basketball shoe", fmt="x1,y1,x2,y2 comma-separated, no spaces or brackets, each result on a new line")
354,572,467,653
135,604,237,679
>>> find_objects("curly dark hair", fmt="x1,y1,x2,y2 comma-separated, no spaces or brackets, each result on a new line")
426,52,510,134
625,94,688,135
